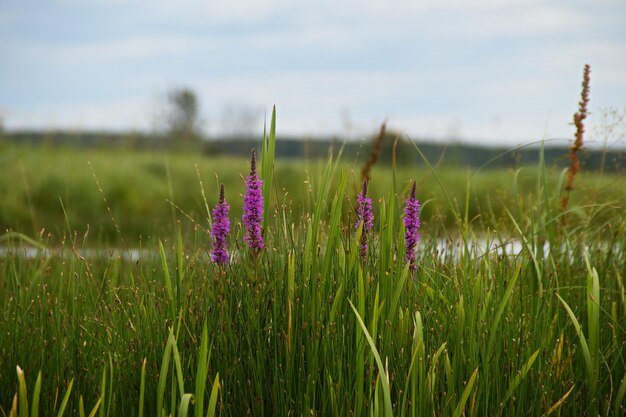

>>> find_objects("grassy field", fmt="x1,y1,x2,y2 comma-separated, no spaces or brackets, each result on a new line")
1,141,624,244
1,126,625,416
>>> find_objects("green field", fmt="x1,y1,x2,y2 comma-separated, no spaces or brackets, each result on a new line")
1,130,625,416
1,142,624,243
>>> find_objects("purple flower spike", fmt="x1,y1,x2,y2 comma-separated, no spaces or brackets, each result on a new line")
243,149,264,253
403,181,421,271
211,184,230,265
355,179,374,261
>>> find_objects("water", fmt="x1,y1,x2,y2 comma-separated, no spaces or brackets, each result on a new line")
0,238,620,262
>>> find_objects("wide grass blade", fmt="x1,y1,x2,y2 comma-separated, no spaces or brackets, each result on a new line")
555,294,596,401
157,331,174,417
139,359,146,417
349,300,393,417
86,398,102,417
177,394,193,417
55,379,74,417
387,264,410,323
205,374,220,417
261,106,277,229
584,253,600,373
16,366,28,417
30,372,41,417
79,396,85,417
195,324,211,417
321,172,347,278
452,368,478,417
503,349,540,405
159,240,176,320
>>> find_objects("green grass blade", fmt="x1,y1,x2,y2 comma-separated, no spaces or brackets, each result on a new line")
349,300,393,417
177,394,193,417
452,368,478,417
106,355,113,417
30,372,41,417
157,331,174,417
138,359,146,417
159,240,176,319
171,332,186,399
195,324,209,417
329,282,344,323
261,106,276,229
583,252,600,371
87,398,102,417
555,293,596,398
205,374,220,417
321,172,347,278
16,366,28,417
388,263,410,323
55,379,74,417
176,228,184,309
503,349,540,405
0,232,47,250
98,368,106,417
79,396,85,417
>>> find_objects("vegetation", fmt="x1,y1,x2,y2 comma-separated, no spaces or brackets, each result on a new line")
1,109,625,416
0,141,624,244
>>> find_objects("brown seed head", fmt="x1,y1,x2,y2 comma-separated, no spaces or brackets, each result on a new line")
250,149,257,176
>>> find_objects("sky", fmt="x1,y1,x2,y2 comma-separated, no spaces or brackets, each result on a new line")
1,0,625,146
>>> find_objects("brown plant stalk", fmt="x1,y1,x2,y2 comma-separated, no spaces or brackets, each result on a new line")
561,64,591,222
361,121,387,183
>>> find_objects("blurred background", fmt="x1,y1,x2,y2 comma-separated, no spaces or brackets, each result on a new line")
0,0,624,243
1,0,625,145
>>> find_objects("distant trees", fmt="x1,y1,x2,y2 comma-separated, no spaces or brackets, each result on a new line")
163,87,202,144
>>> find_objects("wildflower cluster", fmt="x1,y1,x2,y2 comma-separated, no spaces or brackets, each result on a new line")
242,149,264,253
353,180,421,269
355,180,374,261
210,150,421,271
210,184,230,265
209,149,265,265
403,181,421,270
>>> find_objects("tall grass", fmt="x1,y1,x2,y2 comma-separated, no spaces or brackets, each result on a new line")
1,118,625,416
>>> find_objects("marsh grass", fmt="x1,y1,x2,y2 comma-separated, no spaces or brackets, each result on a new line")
1,117,625,416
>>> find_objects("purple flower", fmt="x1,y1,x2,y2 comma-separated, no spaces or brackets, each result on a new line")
355,179,374,260
403,181,421,271
210,184,230,265
243,149,264,253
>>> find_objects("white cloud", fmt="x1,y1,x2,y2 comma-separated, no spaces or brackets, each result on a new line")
13,35,208,64
5,97,153,131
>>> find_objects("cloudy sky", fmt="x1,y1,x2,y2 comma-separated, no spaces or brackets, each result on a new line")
1,0,625,146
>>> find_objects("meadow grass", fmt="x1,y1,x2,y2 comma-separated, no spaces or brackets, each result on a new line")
0,141,624,244
1,121,625,416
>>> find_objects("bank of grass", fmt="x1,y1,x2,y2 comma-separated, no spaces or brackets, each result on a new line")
1,124,625,416
0,142,624,244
